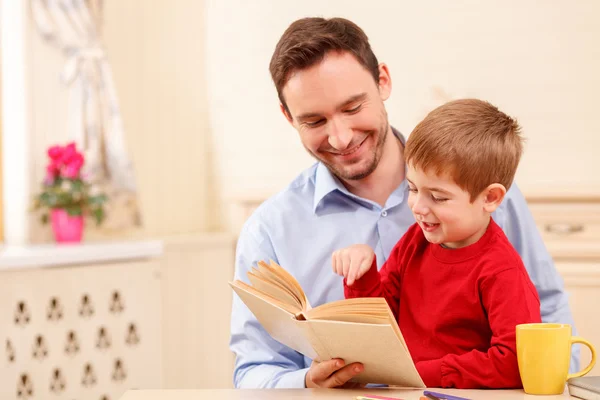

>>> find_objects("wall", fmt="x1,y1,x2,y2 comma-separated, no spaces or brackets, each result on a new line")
21,1,600,236
0,33,3,242
206,0,600,229
27,0,214,241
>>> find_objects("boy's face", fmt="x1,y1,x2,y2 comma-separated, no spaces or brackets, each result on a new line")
406,164,490,249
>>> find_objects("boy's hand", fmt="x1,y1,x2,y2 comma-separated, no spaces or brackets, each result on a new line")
332,244,375,286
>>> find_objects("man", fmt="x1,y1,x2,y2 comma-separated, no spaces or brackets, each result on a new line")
229,17,577,389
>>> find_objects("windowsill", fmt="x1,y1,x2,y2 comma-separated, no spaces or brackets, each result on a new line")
0,239,164,271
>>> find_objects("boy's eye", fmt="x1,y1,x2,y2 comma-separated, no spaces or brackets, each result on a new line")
431,195,448,203
408,187,417,193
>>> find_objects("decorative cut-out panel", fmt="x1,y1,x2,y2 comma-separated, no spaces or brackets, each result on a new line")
79,294,95,318
14,301,31,327
65,331,80,356
7,339,16,363
32,336,48,360
0,260,162,400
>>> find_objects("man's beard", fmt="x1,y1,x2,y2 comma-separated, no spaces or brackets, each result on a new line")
310,119,389,181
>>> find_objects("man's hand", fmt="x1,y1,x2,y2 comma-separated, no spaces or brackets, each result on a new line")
332,244,375,286
305,359,365,388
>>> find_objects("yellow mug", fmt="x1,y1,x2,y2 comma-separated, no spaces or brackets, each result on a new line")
517,323,596,395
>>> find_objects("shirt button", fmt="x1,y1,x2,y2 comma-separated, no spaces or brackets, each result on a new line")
381,210,388,217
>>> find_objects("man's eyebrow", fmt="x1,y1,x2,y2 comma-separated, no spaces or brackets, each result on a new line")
337,92,367,109
296,93,367,121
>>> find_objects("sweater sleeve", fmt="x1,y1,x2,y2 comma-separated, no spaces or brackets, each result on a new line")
343,232,412,318
416,266,542,388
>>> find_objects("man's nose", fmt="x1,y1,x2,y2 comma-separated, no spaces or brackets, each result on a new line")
327,118,353,151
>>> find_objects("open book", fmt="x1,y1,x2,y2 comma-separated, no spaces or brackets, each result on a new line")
230,260,425,387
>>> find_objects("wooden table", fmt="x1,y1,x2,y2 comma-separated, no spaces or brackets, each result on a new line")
120,388,574,400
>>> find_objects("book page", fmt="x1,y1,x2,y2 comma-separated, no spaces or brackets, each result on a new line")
264,261,311,310
306,319,425,388
247,270,300,307
305,297,392,320
230,282,318,360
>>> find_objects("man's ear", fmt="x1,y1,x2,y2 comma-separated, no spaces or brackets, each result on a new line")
482,184,507,213
280,103,294,125
377,63,392,101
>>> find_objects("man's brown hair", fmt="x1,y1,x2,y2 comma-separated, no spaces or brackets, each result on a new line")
404,99,524,201
269,17,380,115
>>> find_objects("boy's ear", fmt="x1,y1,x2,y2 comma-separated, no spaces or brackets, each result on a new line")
482,184,507,213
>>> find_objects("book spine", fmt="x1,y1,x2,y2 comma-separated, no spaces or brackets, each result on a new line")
298,320,332,362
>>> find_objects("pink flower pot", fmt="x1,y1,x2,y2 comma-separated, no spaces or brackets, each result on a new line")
51,209,84,243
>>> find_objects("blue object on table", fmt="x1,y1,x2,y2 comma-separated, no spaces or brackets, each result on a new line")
423,390,471,400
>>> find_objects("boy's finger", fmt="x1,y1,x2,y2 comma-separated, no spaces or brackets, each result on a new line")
359,258,372,278
342,252,351,278
348,256,362,285
347,269,355,286
331,252,339,275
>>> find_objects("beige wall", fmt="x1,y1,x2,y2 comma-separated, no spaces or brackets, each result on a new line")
27,0,215,241
25,1,600,236
206,0,600,229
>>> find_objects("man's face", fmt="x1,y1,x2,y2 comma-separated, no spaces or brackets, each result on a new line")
281,51,391,181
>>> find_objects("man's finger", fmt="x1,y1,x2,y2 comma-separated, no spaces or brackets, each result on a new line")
323,362,364,388
311,358,345,383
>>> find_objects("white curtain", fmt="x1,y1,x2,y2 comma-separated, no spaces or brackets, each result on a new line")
30,0,142,228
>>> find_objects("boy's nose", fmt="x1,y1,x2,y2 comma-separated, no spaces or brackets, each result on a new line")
411,196,430,216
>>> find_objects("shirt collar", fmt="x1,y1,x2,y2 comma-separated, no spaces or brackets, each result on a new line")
312,127,406,213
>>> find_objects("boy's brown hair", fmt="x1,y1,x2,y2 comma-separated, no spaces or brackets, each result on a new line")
405,99,524,201
269,17,379,115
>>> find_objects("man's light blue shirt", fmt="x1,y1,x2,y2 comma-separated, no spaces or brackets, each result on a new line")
230,135,578,388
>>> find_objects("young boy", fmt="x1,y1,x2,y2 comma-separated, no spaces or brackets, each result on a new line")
332,99,542,389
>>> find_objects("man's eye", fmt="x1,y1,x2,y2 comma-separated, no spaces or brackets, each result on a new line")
344,105,361,114
306,119,325,127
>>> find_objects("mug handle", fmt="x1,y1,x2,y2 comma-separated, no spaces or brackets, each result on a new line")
567,336,597,379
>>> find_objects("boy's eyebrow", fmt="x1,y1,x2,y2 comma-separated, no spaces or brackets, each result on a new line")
296,93,367,121
406,178,453,195
427,187,453,195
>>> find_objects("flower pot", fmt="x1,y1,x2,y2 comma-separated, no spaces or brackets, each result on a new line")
51,208,84,243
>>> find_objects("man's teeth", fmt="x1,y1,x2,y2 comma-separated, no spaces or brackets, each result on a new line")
339,144,360,156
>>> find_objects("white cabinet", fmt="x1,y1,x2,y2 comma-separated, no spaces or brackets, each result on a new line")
529,199,600,376
1,260,162,400
160,234,236,389
556,262,600,376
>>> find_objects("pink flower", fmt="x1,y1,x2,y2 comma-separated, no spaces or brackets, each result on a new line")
62,152,85,179
48,145,64,161
46,161,60,176
60,142,77,165
62,165,79,179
